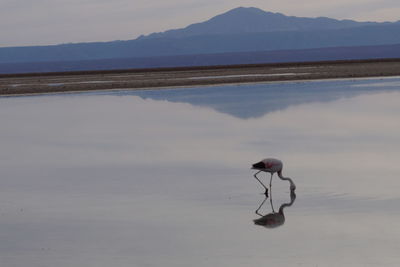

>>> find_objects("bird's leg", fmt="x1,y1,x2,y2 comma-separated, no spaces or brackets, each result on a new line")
269,173,273,188
255,196,268,216
269,174,275,212
253,171,269,195
270,190,275,213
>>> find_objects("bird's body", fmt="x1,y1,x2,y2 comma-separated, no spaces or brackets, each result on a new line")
252,158,296,194
252,158,283,174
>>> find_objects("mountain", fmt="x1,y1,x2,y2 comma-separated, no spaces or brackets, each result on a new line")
2,24,400,64
140,7,379,39
0,7,399,72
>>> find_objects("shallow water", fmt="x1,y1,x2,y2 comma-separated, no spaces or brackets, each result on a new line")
1,77,400,266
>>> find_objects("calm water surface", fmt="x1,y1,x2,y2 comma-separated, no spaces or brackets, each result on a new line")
1,78,400,266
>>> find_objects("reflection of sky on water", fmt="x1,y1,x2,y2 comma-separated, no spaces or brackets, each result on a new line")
1,78,400,266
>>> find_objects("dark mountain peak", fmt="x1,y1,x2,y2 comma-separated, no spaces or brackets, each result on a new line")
220,6,272,16
140,7,378,40
209,7,285,23
2,6,400,67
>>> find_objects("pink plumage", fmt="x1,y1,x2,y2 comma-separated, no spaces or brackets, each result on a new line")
251,158,296,194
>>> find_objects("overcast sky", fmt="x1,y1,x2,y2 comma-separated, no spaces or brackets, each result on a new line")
1,0,399,47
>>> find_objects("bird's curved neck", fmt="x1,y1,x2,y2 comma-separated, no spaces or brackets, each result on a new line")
278,171,295,188
278,192,296,214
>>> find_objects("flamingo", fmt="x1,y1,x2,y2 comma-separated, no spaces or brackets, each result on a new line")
251,158,296,194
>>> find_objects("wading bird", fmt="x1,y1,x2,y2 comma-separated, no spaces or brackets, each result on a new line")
252,158,296,194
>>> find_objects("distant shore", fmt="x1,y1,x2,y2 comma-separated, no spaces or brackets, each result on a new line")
1,58,400,96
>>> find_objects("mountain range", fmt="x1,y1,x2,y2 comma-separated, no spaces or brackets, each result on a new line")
1,7,399,73
140,7,382,39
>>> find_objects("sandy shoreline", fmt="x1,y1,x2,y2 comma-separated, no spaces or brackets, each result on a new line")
1,59,400,96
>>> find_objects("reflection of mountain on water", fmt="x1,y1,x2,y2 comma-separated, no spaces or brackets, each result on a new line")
129,78,400,119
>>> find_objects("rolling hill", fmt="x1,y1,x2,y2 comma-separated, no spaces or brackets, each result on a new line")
0,7,399,73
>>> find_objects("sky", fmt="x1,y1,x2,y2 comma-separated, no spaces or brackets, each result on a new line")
1,0,399,47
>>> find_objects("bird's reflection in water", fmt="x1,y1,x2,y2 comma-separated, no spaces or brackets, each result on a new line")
253,190,296,229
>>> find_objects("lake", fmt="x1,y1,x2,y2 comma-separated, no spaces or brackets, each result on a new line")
1,77,400,266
